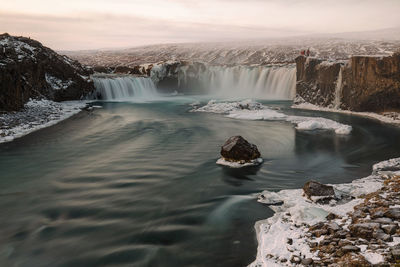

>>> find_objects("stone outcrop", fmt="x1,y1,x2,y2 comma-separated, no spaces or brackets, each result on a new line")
220,136,261,162
295,56,343,107
341,54,400,112
0,33,94,111
303,181,335,199
295,53,400,112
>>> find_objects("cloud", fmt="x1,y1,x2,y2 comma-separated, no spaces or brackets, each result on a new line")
0,12,309,50
0,0,399,50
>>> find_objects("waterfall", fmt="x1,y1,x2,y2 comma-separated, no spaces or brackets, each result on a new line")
334,66,343,109
92,76,159,100
177,65,296,99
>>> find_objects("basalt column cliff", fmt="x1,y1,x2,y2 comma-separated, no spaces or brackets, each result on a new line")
295,53,400,112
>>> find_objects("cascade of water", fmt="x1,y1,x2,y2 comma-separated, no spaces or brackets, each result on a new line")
334,66,343,109
92,65,297,101
92,76,159,100
177,65,296,100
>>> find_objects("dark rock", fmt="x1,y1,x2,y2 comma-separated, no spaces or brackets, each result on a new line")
373,217,393,224
287,238,293,245
349,223,380,239
392,249,400,260
341,245,360,253
290,255,301,264
371,210,386,219
381,224,397,235
326,213,339,220
338,239,352,247
0,33,94,111
325,222,340,234
303,181,335,198
384,208,400,219
220,136,261,162
309,242,317,248
374,230,393,242
319,238,331,246
335,230,349,239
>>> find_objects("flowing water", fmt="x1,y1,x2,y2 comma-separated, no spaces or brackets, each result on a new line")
177,65,296,99
1,73,400,266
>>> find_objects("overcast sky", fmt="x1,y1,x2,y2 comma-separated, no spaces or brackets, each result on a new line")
1,0,399,50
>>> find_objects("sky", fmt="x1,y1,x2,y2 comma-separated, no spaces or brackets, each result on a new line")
1,0,400,50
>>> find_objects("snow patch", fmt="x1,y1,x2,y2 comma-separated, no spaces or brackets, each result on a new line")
216,157,263,168
362,252,385,265
45,73,74,90
250,157,400,266
193,100,352,135
293,101,400,126
0,99,86,143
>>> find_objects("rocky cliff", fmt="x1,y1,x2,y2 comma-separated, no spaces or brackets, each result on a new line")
295,54,400,112
0,33,94,111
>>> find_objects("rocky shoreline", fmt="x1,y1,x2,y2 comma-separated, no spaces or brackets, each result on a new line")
250,158,400,266
0,99,88,143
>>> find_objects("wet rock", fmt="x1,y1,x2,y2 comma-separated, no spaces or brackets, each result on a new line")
303,181,335,199
220,136,261,162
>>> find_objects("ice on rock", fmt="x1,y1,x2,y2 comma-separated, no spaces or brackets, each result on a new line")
216,157,263,168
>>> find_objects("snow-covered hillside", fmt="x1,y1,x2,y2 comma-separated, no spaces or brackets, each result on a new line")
64,38,400,67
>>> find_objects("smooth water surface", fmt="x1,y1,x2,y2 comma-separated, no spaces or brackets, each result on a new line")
0,99,399,266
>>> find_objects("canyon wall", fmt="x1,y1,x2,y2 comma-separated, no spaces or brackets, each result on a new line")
295,54,400,112
0,33,94,111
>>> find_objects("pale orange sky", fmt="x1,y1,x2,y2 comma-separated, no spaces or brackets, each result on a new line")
1,0,399,50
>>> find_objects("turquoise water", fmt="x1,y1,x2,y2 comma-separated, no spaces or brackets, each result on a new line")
0,98,399,266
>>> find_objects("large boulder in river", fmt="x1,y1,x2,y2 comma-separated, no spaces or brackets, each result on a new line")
303,181,335,199
220,136,261,162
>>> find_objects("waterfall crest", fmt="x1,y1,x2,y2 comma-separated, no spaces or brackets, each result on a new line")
92,76,159,100
334,66,343,109
177,65,296,99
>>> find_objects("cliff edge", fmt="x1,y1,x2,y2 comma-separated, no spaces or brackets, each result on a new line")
0,33,94,111
295,54,400,112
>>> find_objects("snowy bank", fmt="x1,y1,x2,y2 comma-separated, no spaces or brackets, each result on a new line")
249,157,400,266
0,99,87,143
293,101,400,127
192,100,352,135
